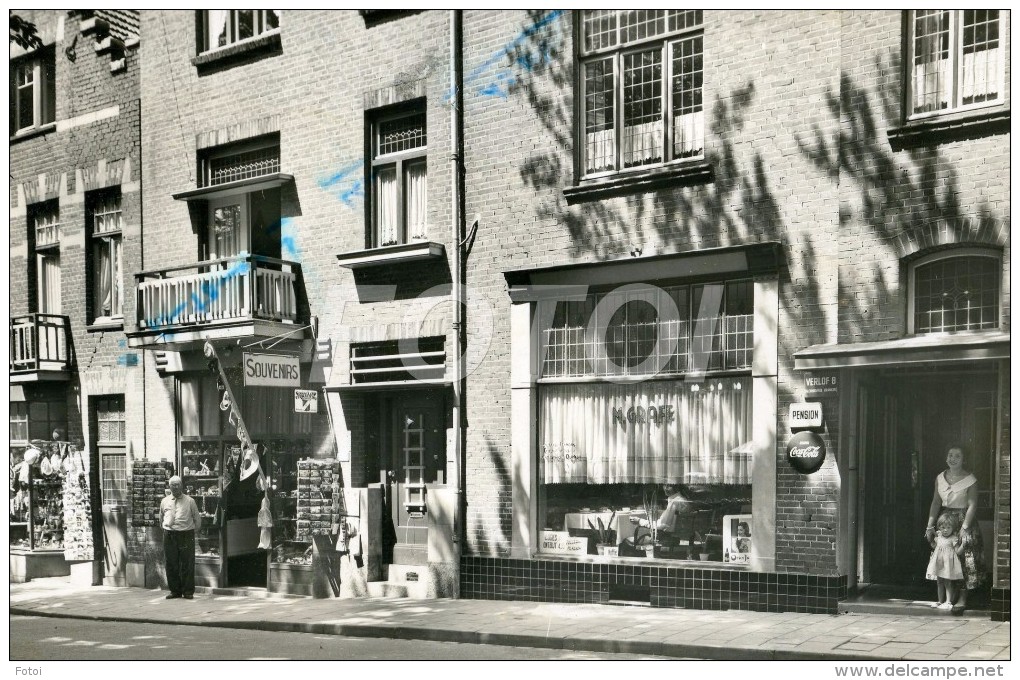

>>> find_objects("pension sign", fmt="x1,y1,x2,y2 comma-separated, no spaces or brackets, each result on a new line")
243,353,301,387
786,430,826,474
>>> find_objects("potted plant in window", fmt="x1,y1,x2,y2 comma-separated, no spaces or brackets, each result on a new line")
587,512,617,557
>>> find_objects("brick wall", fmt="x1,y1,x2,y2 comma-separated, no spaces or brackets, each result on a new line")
10,10,145,557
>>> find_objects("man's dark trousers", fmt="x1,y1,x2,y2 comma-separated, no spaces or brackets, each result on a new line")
164,529,195,596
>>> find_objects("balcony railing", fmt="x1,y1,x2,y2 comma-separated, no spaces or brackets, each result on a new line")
10,314,72,374
135,254,301,332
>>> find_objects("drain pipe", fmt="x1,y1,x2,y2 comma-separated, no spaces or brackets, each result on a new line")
449,9,465,591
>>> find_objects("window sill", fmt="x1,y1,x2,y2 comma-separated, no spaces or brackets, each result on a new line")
887,108,1010,151
10,122,57,144
336,241,446,270
192,30,282,70
87,319,125,333
563,161,712,205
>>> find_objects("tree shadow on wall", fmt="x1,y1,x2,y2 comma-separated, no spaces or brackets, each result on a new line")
466,436,512,558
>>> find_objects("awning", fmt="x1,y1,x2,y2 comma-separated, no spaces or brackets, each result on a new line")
793,331,1010,370
325,379,452,393
172,173,294,201
504,241,781,301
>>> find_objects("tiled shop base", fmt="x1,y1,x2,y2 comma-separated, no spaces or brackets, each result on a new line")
991,587,1010,622
461,557,849,614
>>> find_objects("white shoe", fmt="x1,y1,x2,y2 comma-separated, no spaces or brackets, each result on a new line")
938,602,954,610
930,601,945,608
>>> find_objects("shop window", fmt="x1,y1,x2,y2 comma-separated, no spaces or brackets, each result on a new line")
30,202,61,315
537,279,754,563
26,398,67,442
907,10,1003,119
579,10,704,178
88,190,124,322
177,374,312,437
10,48,55,135
909,250,1001,334
200,10,280,53
368,105,428,248
10,403,29,444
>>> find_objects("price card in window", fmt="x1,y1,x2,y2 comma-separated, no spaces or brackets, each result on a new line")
540,530,589,556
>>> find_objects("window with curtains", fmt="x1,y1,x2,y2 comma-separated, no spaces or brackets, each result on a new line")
88,191,124,322
909,250,1001,334
369,106,428,248
10,403,29,444
537,279,754,563
579,10,704,178
907,10,1003,118
10,49,55,134
30,202,61,315
200,10,280,53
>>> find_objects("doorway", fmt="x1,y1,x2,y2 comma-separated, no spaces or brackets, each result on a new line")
859,366,998,589
383,393,446,566
93,395,128,587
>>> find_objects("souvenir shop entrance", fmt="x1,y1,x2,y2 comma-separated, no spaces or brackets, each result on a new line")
856,363,999,589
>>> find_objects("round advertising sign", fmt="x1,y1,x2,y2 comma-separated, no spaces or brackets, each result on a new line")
786,431,826,474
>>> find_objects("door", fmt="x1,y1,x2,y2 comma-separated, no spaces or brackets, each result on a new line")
863,369,998,587
95,396,128,586
388,394,445,565
207,196,249,261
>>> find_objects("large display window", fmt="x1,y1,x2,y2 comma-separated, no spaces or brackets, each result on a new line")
536,280,755,563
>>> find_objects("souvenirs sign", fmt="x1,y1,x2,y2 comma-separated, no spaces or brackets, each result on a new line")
786,430,826,474
243,352,301,387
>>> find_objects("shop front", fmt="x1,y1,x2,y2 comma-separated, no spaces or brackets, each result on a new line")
465,244,854,612
795,334,1010,617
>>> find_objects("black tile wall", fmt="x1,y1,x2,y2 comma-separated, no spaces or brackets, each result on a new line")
460,557,849,614
991,587,1010,622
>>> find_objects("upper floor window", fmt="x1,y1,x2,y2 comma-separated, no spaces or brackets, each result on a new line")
908,10,1003,119
30,202,61,315
10,49,55,134
909,250,1001,334
88,190,124,321
579,10,704,178
10,403,29,444
369,106,428,248
201,10,280,53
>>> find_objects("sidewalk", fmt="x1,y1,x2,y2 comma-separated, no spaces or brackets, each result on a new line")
10,578,1010,661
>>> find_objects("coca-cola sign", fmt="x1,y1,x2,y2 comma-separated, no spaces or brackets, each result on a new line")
786,431,826,474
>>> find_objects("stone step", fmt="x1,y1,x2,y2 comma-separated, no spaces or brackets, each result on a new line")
366,580,428,599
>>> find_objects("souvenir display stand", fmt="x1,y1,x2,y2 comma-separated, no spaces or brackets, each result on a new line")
267,447,320,596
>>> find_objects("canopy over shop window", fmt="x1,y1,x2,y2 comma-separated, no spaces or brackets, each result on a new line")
539,376,751,485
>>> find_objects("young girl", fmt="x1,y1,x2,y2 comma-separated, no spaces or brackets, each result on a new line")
927,512,966,610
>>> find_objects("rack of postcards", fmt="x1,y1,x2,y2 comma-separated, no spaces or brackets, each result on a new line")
266,440,313,566
129,460,174,528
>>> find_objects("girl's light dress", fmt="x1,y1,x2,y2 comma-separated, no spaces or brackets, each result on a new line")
926,535,964,581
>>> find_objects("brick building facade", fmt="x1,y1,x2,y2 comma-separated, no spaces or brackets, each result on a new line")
10,10,142,585
12,10,1009,619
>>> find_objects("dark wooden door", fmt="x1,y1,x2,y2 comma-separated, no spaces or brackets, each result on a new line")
388,395,444,565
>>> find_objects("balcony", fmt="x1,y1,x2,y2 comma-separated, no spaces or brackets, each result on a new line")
127,254,306,351
10,314,73,382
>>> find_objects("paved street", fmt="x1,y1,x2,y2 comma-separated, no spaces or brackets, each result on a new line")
11,616,676,661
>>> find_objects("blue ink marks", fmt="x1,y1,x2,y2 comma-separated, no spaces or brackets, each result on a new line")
117,339,127,348
280,216,299,260
451,10,564,101
317,160,364,207
117,353,139,367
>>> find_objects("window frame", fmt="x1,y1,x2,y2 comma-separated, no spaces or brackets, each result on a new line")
87,190,125,323
198,10,281,55
10,403,29,445
905,10,1005,122
366,103,428,249
577,10,705,181
10,49,55,135
906,247,1002,334
30,202,61,315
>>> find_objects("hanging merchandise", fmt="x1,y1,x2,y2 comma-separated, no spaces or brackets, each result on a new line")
239,444,261,481
39,457,52,476
257,495,273,549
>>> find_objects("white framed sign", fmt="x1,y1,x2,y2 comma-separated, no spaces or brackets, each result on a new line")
243,352,301,387
539,530,589,556
723,514,752,564
789,402,822,429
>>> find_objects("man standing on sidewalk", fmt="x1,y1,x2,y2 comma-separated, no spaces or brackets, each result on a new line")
161,476,200,600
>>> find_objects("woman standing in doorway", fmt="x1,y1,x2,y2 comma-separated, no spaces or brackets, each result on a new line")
924,446,986,613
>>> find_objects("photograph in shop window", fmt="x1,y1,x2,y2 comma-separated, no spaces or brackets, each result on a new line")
538,281,755,562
